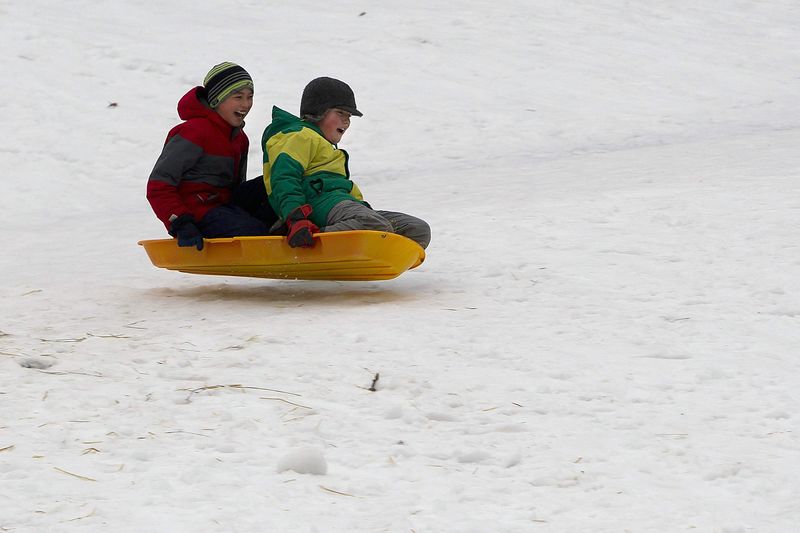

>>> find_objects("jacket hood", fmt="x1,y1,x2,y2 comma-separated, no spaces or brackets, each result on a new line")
177,86,242,138
177,87,212,120
267,106,323,137
270,106,302,129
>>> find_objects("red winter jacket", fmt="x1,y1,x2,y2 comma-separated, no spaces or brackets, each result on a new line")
147,87,249,232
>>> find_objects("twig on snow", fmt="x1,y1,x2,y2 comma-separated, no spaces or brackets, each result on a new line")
185,384,301,397
53,467,96,482
319,485,356,497
165,430,212,438
259,397,312,409
368,372,380,392
38,370,104,378
39,336,86,343
87,332,131,339
234,385,301,396
63,508,96,522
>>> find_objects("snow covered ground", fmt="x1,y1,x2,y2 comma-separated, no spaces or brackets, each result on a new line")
2,1,799,531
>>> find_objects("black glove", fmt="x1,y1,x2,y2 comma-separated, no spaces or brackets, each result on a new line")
169,214,204,251
286,204,319,248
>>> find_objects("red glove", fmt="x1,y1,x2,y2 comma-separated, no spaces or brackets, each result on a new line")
286,204,319,248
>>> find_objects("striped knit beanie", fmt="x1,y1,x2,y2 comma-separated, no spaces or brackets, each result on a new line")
203,62,253,108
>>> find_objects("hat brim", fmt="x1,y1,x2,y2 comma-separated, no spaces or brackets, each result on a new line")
335,105,363,117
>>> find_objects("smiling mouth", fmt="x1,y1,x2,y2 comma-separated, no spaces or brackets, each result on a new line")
336,128,345,134
235,111,247,119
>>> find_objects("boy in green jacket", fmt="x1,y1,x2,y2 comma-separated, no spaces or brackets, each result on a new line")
261,77,431,249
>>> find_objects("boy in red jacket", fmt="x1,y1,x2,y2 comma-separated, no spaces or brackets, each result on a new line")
147,62,275,250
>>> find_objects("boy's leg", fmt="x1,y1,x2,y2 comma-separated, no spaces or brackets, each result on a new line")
230,176,278,229
324,201,430,249
324,200,393,233
198,205,270,238
374,210,431,249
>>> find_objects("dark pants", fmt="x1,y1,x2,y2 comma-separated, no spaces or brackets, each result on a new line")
197,177,278,238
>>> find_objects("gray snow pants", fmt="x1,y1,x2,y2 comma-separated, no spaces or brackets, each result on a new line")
324,200,431,249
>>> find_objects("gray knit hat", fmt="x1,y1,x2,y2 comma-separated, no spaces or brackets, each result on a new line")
203,62,254,108
300,77,363,118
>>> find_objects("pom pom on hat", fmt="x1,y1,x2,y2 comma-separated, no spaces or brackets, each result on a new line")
203,62,253,108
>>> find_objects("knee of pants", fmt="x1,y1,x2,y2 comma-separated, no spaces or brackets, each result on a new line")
368,216,394,233
346,209,393,233
411,220,431,249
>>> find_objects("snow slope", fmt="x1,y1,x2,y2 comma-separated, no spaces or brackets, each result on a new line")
1,1,799,531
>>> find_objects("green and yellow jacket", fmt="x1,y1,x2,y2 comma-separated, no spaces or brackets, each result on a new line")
261,106,365,227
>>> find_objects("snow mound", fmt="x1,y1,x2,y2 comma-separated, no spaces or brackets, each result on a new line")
277,446,328,475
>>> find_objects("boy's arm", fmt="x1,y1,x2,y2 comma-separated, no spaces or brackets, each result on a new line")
236,135,249,185
147,132,204,228
237,153,248,185
264,130,317,220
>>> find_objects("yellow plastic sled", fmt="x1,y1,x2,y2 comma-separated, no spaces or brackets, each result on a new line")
138,230,425,281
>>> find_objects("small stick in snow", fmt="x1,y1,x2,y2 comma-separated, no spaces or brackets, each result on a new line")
259,397,312,409
165,430,212,438
186,384,301,397
53,467,96,482
368,373,380,392
21,289,42,296
233,385,302,396
38,370,104,378
319,485,356,497
64,508,96,522
39,336,86,343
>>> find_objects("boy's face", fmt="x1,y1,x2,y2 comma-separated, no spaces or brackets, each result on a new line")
318,108,352,144
215,88,254,127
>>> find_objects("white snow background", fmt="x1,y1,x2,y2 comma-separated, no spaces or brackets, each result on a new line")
1,1,799,531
